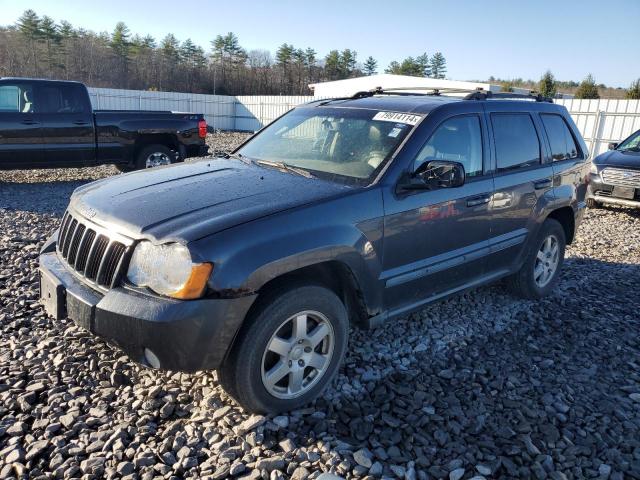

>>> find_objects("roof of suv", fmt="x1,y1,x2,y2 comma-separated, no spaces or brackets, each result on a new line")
306,93,563,115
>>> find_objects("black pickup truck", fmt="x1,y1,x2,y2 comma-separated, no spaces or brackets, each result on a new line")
0,78,209,171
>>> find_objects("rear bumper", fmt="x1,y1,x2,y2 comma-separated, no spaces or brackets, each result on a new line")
39,251,256,372
587,174,640,208
183,144,209,159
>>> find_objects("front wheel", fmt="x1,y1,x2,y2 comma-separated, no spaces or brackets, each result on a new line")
218,284,348,413
505,218,566,299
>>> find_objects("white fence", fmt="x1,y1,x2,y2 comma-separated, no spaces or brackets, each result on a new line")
555,99,640,157
87,87,640,157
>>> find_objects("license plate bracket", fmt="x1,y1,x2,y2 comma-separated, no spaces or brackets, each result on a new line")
40,269,66,320
612,186,636,200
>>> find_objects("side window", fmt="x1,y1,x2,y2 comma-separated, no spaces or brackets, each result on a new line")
414,115,483,177
0,83,34,112
491,113,541,171
38,84,88,114
541,114,580,160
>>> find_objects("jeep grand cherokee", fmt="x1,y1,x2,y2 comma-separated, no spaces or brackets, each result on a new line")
39,88,589,413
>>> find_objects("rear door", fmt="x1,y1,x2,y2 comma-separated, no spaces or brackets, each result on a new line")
36,82,96,167
381,104,495,315
0,80,43,168
484,106,554,273
539,113,588,206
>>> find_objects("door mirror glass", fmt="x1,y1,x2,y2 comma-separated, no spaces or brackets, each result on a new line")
608,142,618,150
411,160,465,189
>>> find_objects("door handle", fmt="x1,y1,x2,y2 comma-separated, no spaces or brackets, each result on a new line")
466,196,490,207
21,120,39,125
73,120,90,125
533,179,552,190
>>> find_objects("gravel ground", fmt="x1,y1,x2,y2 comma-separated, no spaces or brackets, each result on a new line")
1,133,639,480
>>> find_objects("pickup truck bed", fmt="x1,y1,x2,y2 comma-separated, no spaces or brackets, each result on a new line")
0,78,209,171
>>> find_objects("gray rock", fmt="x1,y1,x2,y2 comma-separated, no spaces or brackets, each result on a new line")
449,468,465,480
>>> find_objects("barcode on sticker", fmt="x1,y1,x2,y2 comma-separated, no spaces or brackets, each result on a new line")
373,111,421,125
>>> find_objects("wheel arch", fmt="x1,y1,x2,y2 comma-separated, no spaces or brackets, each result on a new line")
248,260,370,329
545,205,575,244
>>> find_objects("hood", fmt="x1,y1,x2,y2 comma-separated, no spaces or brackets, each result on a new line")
70,158,350,242
594,149,640,169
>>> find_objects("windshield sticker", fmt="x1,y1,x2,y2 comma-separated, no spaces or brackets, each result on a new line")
373,111,421,125
388,127,402,138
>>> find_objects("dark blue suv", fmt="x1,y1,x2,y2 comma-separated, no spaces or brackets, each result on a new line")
40,88,590,412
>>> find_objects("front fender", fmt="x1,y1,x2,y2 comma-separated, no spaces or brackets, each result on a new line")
190,189,385,314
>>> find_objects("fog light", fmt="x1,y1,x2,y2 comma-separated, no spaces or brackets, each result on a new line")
144,348,161,369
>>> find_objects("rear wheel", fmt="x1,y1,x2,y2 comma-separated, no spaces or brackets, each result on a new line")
218,284,348,413
135,144,176,170
505,218,566,299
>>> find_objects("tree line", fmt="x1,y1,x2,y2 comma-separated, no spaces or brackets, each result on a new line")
0,10,448,95
492,72,640,100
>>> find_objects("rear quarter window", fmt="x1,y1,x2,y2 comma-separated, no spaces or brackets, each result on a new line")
491,113,541,172
540,114,580,160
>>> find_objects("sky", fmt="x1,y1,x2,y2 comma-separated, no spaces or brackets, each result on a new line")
1,0,638,87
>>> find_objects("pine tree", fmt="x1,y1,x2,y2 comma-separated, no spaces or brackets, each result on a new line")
538,70,557,98
324,50,341,81
429,52,446,79
17,9,41,40
415,53,430,77
339,49,357,79
575,74,600,99
626,79,640,99
363,56,377,76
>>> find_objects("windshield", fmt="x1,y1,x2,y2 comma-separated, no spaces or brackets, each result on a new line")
617,130,640,152
237,106,421,185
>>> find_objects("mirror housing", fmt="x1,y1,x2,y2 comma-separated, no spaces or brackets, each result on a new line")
608,142,618,150
403,160,466,190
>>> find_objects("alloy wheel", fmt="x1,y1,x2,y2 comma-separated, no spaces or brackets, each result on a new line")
260,310,334,399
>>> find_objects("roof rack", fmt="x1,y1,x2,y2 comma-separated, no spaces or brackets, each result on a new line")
350,86,554,103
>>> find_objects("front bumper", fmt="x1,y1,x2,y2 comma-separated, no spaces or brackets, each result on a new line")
587,173,640,208
39,251,256,372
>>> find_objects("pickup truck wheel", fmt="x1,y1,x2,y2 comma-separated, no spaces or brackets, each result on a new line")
136,144,176,169
218,285,348,413
505,218,566,299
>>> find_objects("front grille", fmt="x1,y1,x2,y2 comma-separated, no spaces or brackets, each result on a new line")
56,210,132,290
602,168,640,188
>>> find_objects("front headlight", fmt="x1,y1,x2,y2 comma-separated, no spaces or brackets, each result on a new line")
127,241,213,299
590,162,599,174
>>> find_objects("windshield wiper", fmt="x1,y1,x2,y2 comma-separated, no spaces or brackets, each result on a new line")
222,151,252,164
255,160,315,178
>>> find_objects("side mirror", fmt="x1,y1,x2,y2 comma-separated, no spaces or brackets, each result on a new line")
404,160,465,190
608,142,618,150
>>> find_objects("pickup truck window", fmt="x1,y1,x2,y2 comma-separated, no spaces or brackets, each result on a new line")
414,115,483,177
541,114,580,161
492,113,541,172
0,83,33,112
238,107,417,185
38,83,89,114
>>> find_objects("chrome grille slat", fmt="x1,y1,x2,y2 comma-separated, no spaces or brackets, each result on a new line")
62,219,78,258
602,168,640,188
55,210,132,291
67,224,86,266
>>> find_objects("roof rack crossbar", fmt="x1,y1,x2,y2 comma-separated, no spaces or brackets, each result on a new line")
349,86,554,103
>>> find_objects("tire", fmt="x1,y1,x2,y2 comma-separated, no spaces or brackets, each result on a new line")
505,218,566,300
218,284,349,413
135,144,177,170
586,197,600,209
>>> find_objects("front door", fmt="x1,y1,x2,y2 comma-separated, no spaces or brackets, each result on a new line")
36,82,95,167
382,108,494,316
0,81,42,168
